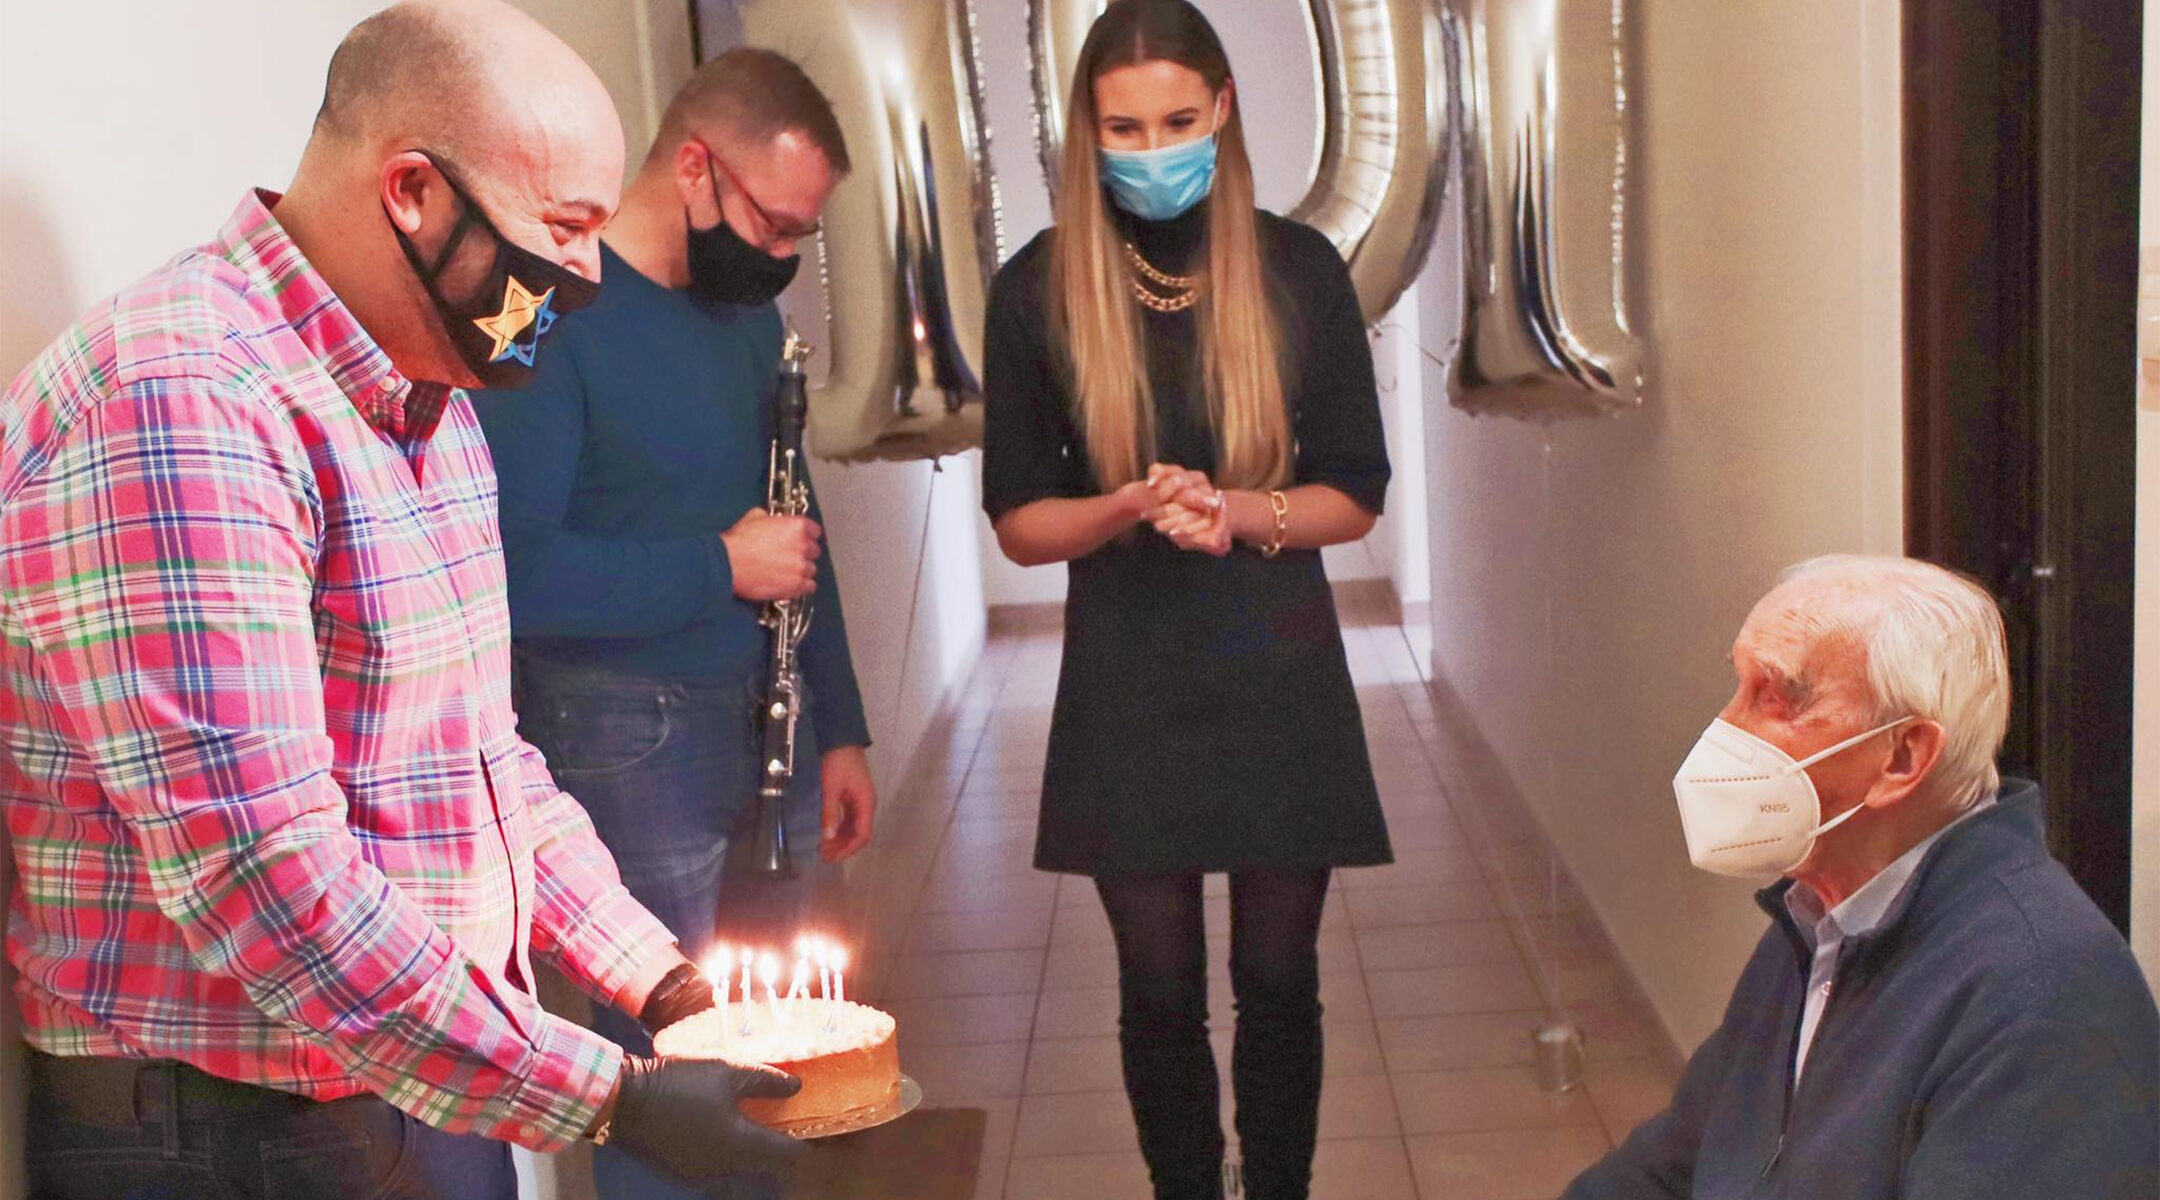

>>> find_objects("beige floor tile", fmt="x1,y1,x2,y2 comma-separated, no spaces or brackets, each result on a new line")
1321,1019,1387,1077
1012,1089,1141,1157
1309,1136,1418,1200
1316,1072,1400,1139
1000,1151,1152,1198
943,816,1040,846
1363,738,1434,770
1583,1056,1679,1143
952,789,1042,821
915,870,1060,915
1050,901,1117,947
1354,920,1523,971
904,905,1054,955
934,839,1038,877
970,754,1049,783
1340,847,1487,890
1025,1035,1126,1095
1040,942,1121,991
1390,1065,1602,1135
1032,986,1123,1040
1346,882,1501,929
885,992,1039,1047
970,1154,1007,1200
1382,816,1470,851
906,1039,1030,1103
971,1095,1021,1175
1377,1011,1547,1073
1565,1002,1665,1063
1512,912,1610,964
1553,961,1629,1007
961,768,1046,798
884,949,1046,999
1403,1125,1612,1200
1366,962,1544,1019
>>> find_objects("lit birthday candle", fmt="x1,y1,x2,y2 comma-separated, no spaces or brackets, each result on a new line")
759,954,783,1026
706,946,730,1045
831,946,848,1006
816,941,837,1032
737,947,755,1037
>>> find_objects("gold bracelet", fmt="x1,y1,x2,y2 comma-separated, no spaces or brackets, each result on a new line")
1261,490,1289,558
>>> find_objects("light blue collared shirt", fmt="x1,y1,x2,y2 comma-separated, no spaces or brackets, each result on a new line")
1783,797,1995,1087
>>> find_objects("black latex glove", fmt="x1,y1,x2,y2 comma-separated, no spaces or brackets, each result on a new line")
638,964,718,1036
611,1056,806,1191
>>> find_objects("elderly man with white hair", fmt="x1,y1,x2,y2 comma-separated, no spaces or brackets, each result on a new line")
1563,555,2157,1199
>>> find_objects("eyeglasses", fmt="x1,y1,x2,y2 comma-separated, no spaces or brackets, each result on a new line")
702,144,822,247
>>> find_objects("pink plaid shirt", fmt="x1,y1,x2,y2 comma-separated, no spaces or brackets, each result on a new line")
0,192,676,1151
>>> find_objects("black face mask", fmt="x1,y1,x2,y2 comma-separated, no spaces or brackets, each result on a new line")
685,163,801,307
389,152,600,389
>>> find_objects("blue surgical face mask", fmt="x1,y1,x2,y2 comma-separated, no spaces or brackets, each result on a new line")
1098,131,1219,221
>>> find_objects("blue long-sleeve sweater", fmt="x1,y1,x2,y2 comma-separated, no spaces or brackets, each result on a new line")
1563,779,2157,1199
470,242,869,752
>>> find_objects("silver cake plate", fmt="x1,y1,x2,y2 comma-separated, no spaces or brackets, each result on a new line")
785,1075,922,1141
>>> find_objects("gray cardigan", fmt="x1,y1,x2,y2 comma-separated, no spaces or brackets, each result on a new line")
1563,779,2158,1199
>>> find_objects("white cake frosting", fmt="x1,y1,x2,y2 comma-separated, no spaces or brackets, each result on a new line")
653,1000,895,1064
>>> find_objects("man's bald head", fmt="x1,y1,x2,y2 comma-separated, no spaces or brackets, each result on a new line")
280,0,625,387
314,3,483,159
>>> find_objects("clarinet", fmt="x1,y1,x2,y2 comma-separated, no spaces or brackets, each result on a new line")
745,330,814,880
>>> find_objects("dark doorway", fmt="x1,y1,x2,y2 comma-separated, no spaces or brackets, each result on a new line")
1904,0,2141,932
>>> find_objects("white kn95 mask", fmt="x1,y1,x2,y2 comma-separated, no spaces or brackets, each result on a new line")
1671,716,1913,877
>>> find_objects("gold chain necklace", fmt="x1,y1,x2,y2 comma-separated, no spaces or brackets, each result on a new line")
1123,241,1202,313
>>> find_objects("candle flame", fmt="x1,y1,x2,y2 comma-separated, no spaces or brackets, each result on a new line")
702,946,729,983
830,946,849,972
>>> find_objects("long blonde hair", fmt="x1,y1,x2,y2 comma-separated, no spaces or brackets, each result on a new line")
1048,0,1290,493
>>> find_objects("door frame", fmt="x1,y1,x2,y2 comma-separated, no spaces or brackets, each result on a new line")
1903,0,2141,931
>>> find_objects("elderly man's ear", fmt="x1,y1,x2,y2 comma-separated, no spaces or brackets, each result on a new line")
1864,720,1949,809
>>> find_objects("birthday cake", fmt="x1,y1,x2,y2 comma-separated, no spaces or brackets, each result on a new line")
654,1000,902,1135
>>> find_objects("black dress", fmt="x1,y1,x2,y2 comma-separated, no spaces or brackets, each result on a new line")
981,204,1393,877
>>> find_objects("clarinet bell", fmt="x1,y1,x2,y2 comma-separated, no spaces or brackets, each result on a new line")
745,770,799,881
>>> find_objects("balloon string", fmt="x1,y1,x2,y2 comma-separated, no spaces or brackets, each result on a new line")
885,459,944,733
1369,320,1461,378
1539,431,1564,1024
1369,328,1567,1022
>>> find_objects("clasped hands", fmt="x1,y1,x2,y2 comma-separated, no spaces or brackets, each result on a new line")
1120,463,1235,556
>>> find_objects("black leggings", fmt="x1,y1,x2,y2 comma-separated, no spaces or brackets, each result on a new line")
1093,868,1332,1200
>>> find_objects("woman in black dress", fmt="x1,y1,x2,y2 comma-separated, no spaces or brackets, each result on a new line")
980,3,1392,1197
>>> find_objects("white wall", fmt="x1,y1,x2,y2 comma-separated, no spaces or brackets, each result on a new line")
969,0,1421,610
2132,0,2159,1001
1419,0,1906,1050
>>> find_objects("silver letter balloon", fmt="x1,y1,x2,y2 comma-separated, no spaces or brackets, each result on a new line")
738,0,1004,462
1442,0,1644,419
728,0,1643,461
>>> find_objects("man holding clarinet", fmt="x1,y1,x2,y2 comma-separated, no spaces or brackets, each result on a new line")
472,45,877,1200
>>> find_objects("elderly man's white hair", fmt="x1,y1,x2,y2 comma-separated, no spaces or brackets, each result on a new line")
1775,554,2011,810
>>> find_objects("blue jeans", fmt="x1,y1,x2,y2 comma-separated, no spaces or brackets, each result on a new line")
23,1050,514,1200
514,652,827,1200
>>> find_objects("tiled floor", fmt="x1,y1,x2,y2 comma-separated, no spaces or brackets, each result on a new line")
838,596,1677,1200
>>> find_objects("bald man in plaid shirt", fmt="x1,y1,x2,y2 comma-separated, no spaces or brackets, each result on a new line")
0,4,804,1197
